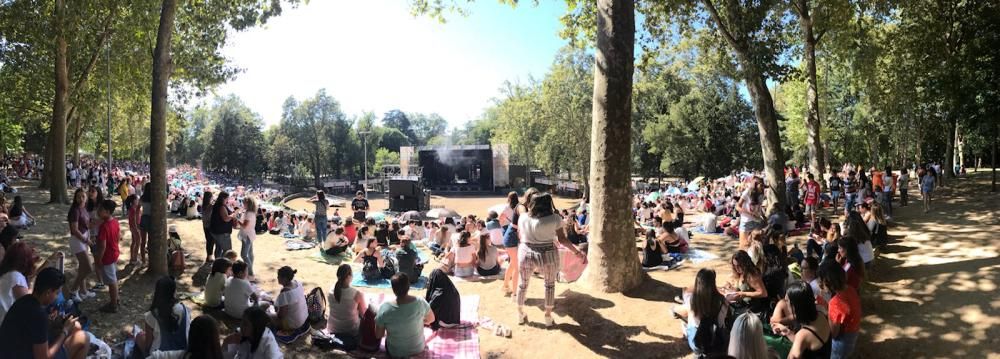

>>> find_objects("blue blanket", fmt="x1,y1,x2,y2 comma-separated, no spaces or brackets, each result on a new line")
352,275,428,289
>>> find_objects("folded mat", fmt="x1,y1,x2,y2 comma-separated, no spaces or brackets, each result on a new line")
356,294,481,358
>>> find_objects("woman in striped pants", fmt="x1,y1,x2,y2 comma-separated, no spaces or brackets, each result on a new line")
516,193,586,327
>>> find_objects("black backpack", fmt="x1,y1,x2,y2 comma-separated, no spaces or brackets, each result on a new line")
361,255,381,282
693,302,729,357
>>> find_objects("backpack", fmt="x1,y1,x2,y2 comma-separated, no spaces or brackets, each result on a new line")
872,223,889,247
168,229,185,274
358,306,380,352
693,303,729,357
361,255,381,282
306,287,327,324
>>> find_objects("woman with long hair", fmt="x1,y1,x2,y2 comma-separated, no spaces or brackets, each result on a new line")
238,197,258,282
516,193,585,327
671,268,728,354
772,282,831,359
728,312,778,359
736,177,766,250
445,231,476,277
818,261,862,359
836,236,866,290
201,191,215,263
138,182,153,264
501,188,538,298
310,190,330,244
326,264,366,350
476,232,500,276
7,195,34,229
0,243,61,324
224,306,283,358
726,250,768,313
138,276,191,355
67,188,95,301
149,315,224,359
209,191,236,258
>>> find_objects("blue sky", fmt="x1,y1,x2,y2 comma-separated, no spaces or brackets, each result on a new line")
210,0,569,129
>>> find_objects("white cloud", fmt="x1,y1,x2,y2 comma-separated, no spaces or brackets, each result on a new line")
209,0,566,129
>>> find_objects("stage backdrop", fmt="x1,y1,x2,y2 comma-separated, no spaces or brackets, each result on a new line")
492,144,510,188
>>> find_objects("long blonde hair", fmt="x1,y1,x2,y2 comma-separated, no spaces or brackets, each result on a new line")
243,197,257,213
728,313,770,359
870,202,887,226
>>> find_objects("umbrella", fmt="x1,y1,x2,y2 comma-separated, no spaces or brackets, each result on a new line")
645,191,662,202
666,187,683,195
398,210,422,222
426,208,459,219
367,211,387,222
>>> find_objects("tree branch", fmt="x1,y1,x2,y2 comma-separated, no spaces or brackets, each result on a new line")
815,28,827,44
699,0,740,50
69,10,116,98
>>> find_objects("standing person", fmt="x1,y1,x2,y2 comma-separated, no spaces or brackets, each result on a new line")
210,191,236,259
238,197,258,282
818,262,861,359
516,193,586,327
829,172,843,212
137,183,153,265
897,168,910,207
86,186,106,290
501,188,536,298
67,188,95,302
802,173,821,223
921,167,936,213
375,273,435,358
310,191,329,244
843,171,858,215
736,178,766,250
94,200,121,313
499,192,518,228
0,268,89,359
786,171,801,212
126,194,142,265
881,166,894,219
201,191,216,263
351,191,369,223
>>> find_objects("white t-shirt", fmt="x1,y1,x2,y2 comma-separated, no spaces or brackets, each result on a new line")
739,189,761,224
478,245,499,269
224,278,254,318
327,286,360,335
143,303,191,352
204,273,228,307
225,327,284,359
500,206,515,227
453,245,476,265
518,214,562,246
859,240,875,264
703,215,717,231
275,280,308,330
0,271,28,324
240,213,257,239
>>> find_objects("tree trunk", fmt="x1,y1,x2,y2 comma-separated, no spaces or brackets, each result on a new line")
796,0,825,186
992,121,997,192
47,0,70,204
944,114,957,182
745,74,788,211
147,0,178,277
72,114,81,168
579,0,644,293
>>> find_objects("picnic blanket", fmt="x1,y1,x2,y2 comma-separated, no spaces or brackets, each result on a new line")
357,294,481,359
352,274,428,290
285,239,318,250
310,249,354,265
449,274,502,283
683,249,720,264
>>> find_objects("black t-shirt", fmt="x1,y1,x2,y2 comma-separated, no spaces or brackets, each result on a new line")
0,295,49,358
351,198,369,212
374,228,389,247
0,225,19,249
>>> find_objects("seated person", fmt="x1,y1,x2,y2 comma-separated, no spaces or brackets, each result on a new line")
147,315,223,359
394,233,424,284
138,277,191,356
224,261,257,319
0,268,88,359
353,226,373,254
374,222,390,247
657,221,689,254
475,233,500,276
444,232,476,277
701,214,719,233
670,268,727,355
428,226,450,257
642,230,666,268
326,265,367,351
356,238,393,282
272,266,308,333
322,228,350,256
424,269,460,330
203,258,232,309
223,307,283,358
485,212,503,247
376,273,435,358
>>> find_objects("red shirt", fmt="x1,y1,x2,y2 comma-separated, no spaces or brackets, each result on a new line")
829,287,862,334
804,180,820,204
98,217,121,265
344,223,357,244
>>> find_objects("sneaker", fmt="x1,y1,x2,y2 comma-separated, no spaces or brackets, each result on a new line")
71,292,83,302
544,315,555,328
80,290,97,299
517,312,527,325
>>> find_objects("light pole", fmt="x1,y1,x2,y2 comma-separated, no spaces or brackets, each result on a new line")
359,130,370,197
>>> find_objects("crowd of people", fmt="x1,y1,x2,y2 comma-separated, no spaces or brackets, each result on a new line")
0,152,950,358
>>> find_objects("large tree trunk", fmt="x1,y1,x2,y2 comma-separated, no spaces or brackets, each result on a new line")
797,0,826,184
72,114,81,168
147,0,178,276
47,0,70,204
745,74,789,211
579,0,644,293
992,121,997,192
944,114,957,182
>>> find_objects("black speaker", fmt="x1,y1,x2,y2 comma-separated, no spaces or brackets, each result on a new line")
389,180,418,197
390,196,420,212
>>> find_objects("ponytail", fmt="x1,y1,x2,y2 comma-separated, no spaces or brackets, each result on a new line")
334,264,351,302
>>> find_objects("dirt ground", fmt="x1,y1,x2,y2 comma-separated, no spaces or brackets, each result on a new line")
11,170,999,358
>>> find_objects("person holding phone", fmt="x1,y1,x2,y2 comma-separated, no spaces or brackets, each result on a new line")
0,267,89,359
